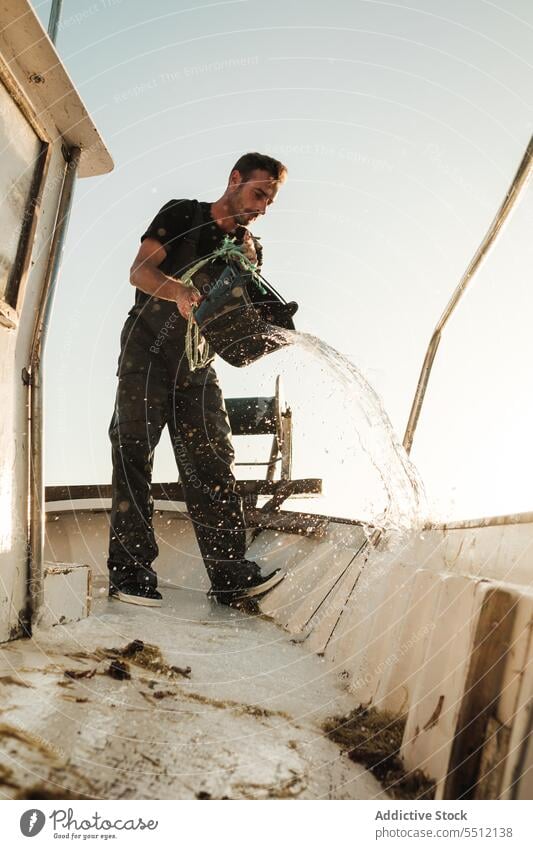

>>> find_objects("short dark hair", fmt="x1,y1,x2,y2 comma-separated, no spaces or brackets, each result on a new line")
231,152,287,183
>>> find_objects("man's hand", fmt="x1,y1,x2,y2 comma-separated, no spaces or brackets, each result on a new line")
238,230,260,264
175,280,202,319
130,239,202,310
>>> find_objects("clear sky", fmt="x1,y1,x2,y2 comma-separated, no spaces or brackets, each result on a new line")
35,0,533,521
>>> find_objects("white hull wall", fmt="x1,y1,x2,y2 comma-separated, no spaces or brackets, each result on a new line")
253,520,533,800
0,0,112,644
0,143,67,642
44,503,533,798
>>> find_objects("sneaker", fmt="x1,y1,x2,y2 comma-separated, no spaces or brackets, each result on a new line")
236,567,285,599
209,560,285,605
109,581,163,607
108,564,162,608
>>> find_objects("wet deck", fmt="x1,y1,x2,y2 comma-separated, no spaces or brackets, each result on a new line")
0,587,386,800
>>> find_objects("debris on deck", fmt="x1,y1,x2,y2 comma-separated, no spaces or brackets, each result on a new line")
323,705,435,799
0,588,387,801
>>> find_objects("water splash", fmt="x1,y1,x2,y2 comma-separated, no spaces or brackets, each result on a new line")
297,331,426,529
231,326,427,540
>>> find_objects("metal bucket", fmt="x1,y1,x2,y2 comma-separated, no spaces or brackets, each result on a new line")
192,261,298,368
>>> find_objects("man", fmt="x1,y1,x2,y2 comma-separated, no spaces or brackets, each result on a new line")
107,152,288,607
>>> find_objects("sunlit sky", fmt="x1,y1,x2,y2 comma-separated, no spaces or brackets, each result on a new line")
34,0,533,521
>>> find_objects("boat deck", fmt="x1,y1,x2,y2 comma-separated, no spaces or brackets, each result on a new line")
0,586,386,800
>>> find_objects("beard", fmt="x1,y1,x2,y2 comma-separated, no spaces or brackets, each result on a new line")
234,211,257,225
229,186,257,226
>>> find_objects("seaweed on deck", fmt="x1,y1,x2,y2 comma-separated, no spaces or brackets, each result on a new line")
67,639,192,679
323,706,435,799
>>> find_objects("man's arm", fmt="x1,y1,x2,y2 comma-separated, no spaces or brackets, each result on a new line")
130,237,201,319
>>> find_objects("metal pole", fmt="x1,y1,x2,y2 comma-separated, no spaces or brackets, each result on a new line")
403,135,533,456
47,0,64,45
27,145,81,626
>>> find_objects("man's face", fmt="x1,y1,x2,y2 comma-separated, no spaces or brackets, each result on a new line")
227,168,282,226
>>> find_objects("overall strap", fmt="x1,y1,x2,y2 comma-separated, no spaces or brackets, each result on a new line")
175,198,204,275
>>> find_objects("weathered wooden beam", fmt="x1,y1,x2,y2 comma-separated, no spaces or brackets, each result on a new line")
443,588,517,799
244,508,330,538
45,478,322,504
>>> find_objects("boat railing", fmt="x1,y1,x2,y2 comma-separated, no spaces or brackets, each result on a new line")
402,134,533,455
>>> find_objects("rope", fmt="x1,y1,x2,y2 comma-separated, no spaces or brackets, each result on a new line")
180,234,262,371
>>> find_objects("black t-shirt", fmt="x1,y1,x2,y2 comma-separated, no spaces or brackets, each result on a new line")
139,198,232,278
129,199,260,353
131,198,225,326
126,198,263,377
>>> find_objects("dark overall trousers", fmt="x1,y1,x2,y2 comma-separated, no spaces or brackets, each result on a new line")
107,312,247,591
